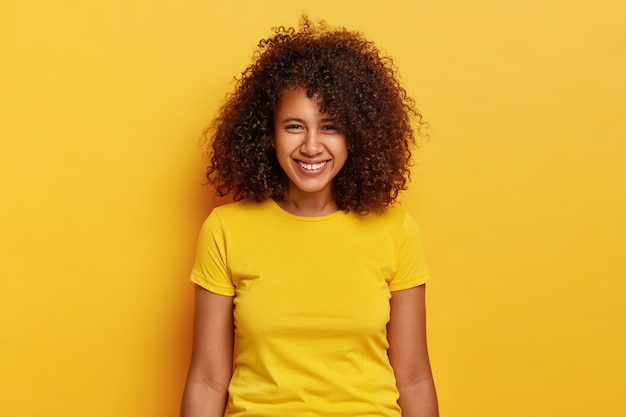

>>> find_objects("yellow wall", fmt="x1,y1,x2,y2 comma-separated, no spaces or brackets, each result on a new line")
1,1,624,416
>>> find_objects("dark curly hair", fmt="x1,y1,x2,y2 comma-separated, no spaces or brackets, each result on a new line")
203,16,424,213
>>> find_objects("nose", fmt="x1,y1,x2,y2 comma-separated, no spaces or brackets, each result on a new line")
301,130,322,156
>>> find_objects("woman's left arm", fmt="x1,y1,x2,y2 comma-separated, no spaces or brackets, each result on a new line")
388,285,439,417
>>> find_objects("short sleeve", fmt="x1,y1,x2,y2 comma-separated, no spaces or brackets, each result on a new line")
389,212,431,291
189,210,235,296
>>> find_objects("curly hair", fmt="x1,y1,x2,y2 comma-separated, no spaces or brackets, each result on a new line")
203,16,423,213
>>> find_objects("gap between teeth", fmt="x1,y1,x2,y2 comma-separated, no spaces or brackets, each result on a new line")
298,161,328,170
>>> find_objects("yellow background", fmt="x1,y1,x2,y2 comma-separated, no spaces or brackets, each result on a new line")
1,1,624,416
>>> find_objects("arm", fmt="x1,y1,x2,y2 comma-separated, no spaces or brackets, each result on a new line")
181,285,235,417
387,285,439,417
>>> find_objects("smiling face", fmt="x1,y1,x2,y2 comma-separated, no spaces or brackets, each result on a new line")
273,87,348,208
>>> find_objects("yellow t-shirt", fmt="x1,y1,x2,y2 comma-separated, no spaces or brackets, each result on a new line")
190,199,430,417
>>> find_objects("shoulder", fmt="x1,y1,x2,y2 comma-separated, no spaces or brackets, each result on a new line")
354,205,414,229
202,199,277,233
210,199,272,219
211,199,259,213
337,205,420,244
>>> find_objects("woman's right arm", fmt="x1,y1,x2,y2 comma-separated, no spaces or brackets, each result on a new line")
181,285,235,417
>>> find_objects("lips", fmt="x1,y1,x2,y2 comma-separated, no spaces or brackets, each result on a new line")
297,160,329,171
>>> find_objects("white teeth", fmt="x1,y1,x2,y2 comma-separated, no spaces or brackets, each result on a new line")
298,161,328,170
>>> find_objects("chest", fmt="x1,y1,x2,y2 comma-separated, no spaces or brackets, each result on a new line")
227,225,397,340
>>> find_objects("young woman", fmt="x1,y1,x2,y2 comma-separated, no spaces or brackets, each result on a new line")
181,16,438,417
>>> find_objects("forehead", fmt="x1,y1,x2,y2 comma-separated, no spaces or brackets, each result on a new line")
275,87,326,115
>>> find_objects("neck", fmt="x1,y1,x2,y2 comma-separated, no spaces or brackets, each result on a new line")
276,189,339,217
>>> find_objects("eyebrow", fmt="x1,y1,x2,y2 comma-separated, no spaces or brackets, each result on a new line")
279,116,336,123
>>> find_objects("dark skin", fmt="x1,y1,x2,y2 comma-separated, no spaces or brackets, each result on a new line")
388,285,439,417
181,288,233,417
181,286,438,417
205,17,423,214
181,88,438,417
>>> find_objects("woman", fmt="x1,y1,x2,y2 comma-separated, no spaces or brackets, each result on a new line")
181,16,438,417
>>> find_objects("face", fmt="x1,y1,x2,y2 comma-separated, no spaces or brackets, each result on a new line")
273,87,348,202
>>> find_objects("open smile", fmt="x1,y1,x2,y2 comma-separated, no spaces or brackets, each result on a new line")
296,160,329,171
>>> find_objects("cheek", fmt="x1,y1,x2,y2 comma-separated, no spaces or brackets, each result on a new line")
273,140,293,169
274,140,288,158
274,134,300,156
336,138,349,161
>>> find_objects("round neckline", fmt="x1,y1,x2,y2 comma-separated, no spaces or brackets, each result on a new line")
269,199,345,222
